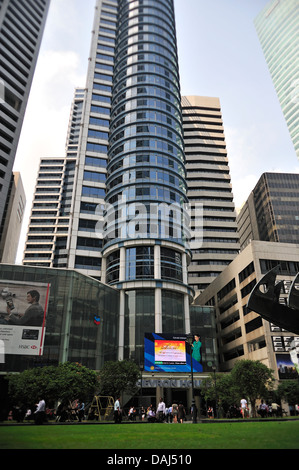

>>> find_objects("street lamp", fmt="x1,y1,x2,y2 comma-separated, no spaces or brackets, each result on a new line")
186,335,197,423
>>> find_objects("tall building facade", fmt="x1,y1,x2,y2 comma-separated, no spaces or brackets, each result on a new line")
182,96,240,294
0,0,51,257
23,88,86,268
196,240,299,381
0,172,25,262
237,172,299,250
100,0,192,363
24,0,193,365
254,0,299,159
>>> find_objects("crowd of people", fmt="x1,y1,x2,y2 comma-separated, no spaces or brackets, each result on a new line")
6,396,298,424
6,399,86,424
118,398,189,424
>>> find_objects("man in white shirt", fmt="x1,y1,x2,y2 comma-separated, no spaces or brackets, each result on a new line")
156,397,166,422
240,398,248,418
34,398,46,424
114,397,122,424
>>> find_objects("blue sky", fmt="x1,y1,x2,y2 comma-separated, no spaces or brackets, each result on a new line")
14,0,298,260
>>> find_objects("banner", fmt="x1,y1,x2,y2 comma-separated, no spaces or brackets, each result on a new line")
0,280,50,357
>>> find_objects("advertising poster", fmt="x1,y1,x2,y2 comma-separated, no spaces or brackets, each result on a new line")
276,353,299,380
0,280,50,357
144,333,203,373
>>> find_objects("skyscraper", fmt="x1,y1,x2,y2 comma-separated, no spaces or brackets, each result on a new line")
254,0,299,159
182,96,240,294
23,0,193,364
237,172,299,250
0,0,51,257
23,88,86,268
100,0,192,362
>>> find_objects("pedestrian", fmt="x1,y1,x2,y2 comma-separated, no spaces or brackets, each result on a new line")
178,402,186,423
34,397,46,425
78,402,85,422
156,397,166,422
240,397,248,418
147,405,156,422
258,400,267,418
165,406,169,423
114,397,122,424
172,402,178,423
168,405,173,423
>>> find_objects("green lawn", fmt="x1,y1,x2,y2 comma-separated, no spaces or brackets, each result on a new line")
0,421,299,449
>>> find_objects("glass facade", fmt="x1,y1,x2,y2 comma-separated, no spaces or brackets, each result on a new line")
190,305,218,372
253,172,299,244
124,288,155,364
0,264,119,373
104,0,189,248
255,0,299,159
100,0,193,363
162,290,185,332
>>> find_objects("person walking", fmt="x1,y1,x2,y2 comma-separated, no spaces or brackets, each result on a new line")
178,402,186,423
34,397,46,425
114,397,122,424
172,402,178,423
240,397,248,418
156,397,166,422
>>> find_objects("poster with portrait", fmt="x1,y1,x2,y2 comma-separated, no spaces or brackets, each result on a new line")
0,280,50,357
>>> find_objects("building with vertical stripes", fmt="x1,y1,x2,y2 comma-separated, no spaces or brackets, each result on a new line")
254,0,299,159
0,0,50,259
182,96,240,295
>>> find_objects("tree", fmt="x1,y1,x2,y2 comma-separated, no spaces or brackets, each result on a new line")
98,360,140,398
200,372,240,416
230,360,274,417
7,362,99,407
276,380,299,407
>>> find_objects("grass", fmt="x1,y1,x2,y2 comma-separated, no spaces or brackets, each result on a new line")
0,420,299,450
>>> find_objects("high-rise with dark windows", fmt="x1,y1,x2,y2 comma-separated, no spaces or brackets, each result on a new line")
0,0,50,259
237,172,299,250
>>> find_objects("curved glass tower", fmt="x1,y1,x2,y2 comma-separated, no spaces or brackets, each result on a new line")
101,0,193,362
255,0,299,159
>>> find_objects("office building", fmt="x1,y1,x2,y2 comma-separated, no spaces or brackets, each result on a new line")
0,172,25,263
0,0,51,254
23,88,86,268
237,172,299,250
255,0,299,159
100,0,193,365
20,1,220,404
196,240,299,381
183,96,240,293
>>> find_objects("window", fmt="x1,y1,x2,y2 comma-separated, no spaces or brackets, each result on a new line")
82,186,106,198
160,247,183,282
126,246,154,280
86,142,108,153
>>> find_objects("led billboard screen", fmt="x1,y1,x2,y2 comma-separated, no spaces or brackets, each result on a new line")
144,333,203,373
